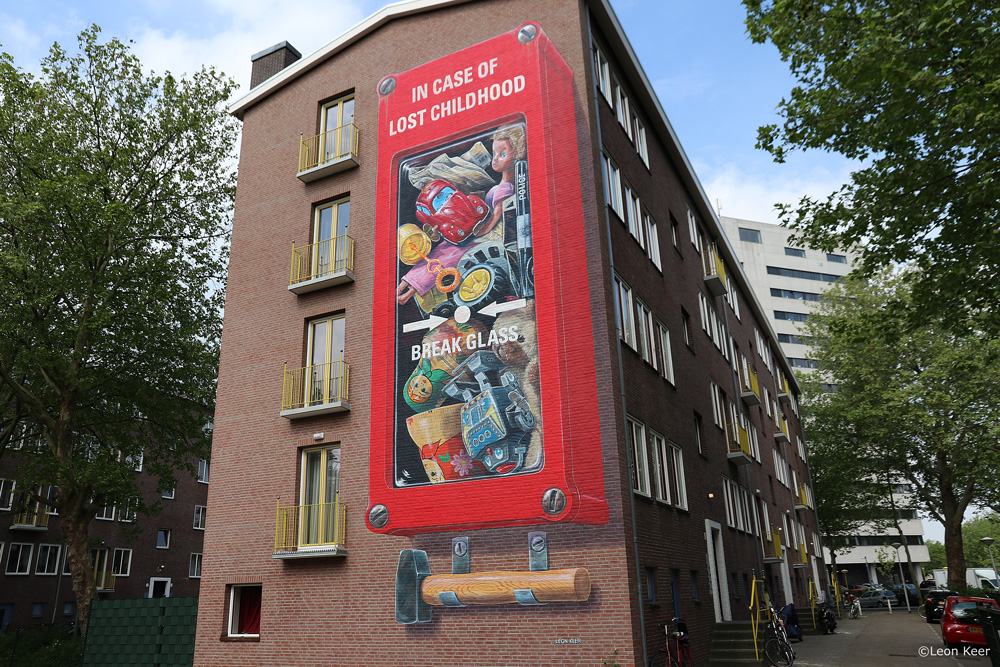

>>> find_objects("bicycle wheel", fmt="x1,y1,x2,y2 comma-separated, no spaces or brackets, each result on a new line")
917,604,927,619
763,637,795,667
848,605,858,619
646,650,676,667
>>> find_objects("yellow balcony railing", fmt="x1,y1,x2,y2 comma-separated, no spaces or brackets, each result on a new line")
11,505,49,529
281,360,350,412
763,530,784,562
290,235,356,286
725,416,753,462
94,567,116,592
298,123,359,173
796,485,811,509
777,373,791,402
702,243,728,296
739,363,761,404
274,500,347,553
775,413,790,442
796,544,809,567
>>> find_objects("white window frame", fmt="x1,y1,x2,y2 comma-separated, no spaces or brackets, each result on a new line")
602,153,624,218
656,323,675,384
0,478,13,511
615,275,636,349
634,114,648,166
156,529,171,550
193,505,207,530
623,184,643,246
227,584,262,638
95,504,116,521
645,212,661,269
35,544,61,576
651,432,669,503
119,496,138,522
613,75,632,139
594,46,612,104
189,553,203,579
670,443,688,510
635,300,653,364
710,380,726,428
162,488,175,500
113,548,132,577
197,459,210,484
628,418,650,496
5,542,33,575
687,205,701,254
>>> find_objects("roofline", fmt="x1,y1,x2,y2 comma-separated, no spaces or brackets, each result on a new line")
228,0,476,119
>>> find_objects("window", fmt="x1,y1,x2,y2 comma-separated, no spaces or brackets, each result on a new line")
635,300,653,363
774,310,809,322
156,529,171,549
228,584,262,638
788,357,818,369
738,227,762,243
112,548,132,577
614,276,635,349
690,571,700,601
45,485,58,515
651,432,669,503
687,205,700,252
681,309,692,346
778,333,813,345
773,449,790,487
193,505,207,530
35,544,61,575
119,496,138,522
300,446,341,545
0,478,14,511
602,154,623,218
723,478,753,532
771,288,822,302
767,266,842,283
709,380,726,428
31,603,43,618
784,247,806,257
320,95,355,162
670,569,681,618
725,277,740,319
162,488,175,499
670,213,679,248
827,253,847,263
63,602,75,617
95,504,116,521
646,567,657,603
645,213,661,269
312,198,351,278
669,443,688,509
6,543,32,575
623,182,643,244
197,459,210,483
655,322,674,383
628,418,650,496
189,553,203,579
593,46,611,104
694,413,704,456
613,75,632,139
125,450,144,472
634,115,648,166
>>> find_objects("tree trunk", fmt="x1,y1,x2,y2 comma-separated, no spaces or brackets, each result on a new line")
944,512,967,590
61,510,95,636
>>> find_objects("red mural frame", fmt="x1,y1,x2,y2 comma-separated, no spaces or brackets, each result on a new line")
368,23,607,536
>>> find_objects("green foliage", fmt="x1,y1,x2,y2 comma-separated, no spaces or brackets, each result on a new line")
600,648,622,667
925,540,947,570
799,269,1000,588
874,546,898,578
743,0,1000,335
0,25,237,632
0,625,84,667
956,513,1000,567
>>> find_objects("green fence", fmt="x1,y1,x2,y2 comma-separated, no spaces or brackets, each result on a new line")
82,597,198,667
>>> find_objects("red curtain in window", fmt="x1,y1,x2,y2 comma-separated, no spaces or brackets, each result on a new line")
238,586,261,635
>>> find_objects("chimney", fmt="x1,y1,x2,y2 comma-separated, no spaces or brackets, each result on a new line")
250,41,302,89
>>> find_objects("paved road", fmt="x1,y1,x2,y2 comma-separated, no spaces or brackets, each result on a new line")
789,607,995,667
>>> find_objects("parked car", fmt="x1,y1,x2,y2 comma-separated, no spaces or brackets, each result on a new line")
919,579,937,592
941,596,1000,649
924,589,958,624
888,583,920,606
858,589,897,608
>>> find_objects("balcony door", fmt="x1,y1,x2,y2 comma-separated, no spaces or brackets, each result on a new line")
322,96,355,162
301,446,340,546
314,199,350,278
306,316,345,407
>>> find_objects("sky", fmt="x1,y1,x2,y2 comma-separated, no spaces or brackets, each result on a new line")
0,0,944,545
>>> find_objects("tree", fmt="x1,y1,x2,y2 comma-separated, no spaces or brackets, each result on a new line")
0,26,237,634
925,540,946,571
800,270,1000,591
744,0,1000,334
955,512,1000,569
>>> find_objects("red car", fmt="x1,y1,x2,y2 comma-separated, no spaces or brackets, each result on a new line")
414,179,488,245
940,595,999,649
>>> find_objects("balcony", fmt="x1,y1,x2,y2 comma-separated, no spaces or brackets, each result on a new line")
777,374,791,404
774,414,790,444
739,364,761,406
725,416,753,465
763,530,784,563
794,544,809,568
702,243,727,297
281,360,350,418
297,123,359,182
10,506,49,531
288,235,356,294
94,567,116,592
273,500,347,558
795,485,811,511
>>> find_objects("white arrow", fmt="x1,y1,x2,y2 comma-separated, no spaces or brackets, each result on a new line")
402,314,447,333
477,298,527,318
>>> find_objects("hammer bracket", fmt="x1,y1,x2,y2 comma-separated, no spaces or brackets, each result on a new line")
514,589,547,606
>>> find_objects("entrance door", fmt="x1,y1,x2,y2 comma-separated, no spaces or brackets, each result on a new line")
306,316,346,406
314,199,351,278
149,577,172,598
301,446,341,546
705,520,732,622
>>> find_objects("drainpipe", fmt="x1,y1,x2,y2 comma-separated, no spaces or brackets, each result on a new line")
586,11,647,666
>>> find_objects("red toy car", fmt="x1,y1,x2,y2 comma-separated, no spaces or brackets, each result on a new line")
414,179,488,245
940,595,999,649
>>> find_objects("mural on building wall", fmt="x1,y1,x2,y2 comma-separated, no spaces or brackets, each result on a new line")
368,23,608,537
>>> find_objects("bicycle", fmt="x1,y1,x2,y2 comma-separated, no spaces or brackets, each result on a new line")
847,595,862,619
917,601,927,619
762,604,795,667
647,617,691,667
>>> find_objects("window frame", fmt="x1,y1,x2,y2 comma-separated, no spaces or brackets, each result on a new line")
112,548,132,577
5,542,33,575
602,154,623,218
227,584,262,638
738,227,762,243
197,459,210,484
189,553,203,579
35,544,61,576
614,276,636,349
319,95,355,162
593,46,612,105
628,418,651,496
651,431,670,504
193,505,207,530
156,529,171,550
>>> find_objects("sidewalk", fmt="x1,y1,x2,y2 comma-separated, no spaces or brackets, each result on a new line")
788,608,995,667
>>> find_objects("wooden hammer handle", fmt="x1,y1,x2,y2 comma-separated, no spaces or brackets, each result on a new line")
421,567,590,606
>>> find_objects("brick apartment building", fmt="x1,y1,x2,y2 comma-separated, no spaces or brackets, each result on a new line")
0,454,209,630
196,0,826,665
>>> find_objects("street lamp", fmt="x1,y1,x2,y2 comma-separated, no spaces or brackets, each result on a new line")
981,537,998,591
891,542,912,614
